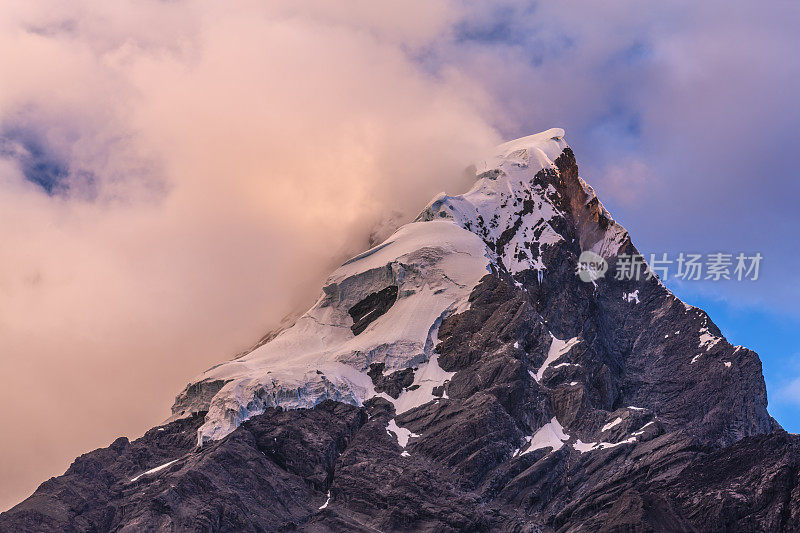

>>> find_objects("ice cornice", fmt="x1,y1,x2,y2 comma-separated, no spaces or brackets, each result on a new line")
475,127,568,175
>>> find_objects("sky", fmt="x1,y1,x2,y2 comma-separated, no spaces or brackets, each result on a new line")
1,0,799,512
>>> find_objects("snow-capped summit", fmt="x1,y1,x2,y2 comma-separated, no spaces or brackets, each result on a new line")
173,128,611,444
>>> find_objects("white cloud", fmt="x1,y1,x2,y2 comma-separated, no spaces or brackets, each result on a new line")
776,377,800,405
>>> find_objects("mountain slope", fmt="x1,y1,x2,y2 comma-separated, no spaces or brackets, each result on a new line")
2,130,795,532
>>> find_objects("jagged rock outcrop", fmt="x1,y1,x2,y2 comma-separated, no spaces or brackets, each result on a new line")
2,129,795,532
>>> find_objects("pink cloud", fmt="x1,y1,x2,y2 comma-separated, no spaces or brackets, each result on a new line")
0,0,500,510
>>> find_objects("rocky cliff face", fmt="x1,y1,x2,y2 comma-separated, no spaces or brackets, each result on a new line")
2,130,796,532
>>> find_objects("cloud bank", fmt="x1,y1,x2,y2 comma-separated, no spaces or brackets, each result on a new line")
2,0,800,511
0,0,503,510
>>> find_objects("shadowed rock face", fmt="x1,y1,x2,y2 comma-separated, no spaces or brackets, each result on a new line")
2,396,797,531
348,285,399,335
2,142,795,532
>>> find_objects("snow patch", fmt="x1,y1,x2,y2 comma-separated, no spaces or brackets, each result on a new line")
623,290,640,304
391,354,454,415
534,335,580,382
572,437,637,454
698,323,722,351
514,417,569,456
386,419,419,448
572,439,597,453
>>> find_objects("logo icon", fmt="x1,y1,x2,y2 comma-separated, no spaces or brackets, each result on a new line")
577,250,608,283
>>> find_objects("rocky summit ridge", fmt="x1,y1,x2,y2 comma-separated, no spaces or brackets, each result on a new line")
2,130,798,532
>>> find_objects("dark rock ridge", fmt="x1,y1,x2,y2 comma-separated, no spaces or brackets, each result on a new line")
2,142,796,532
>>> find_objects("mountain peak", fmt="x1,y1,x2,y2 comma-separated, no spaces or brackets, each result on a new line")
5,131,791,533
488,127,566,161
476,127,567,173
